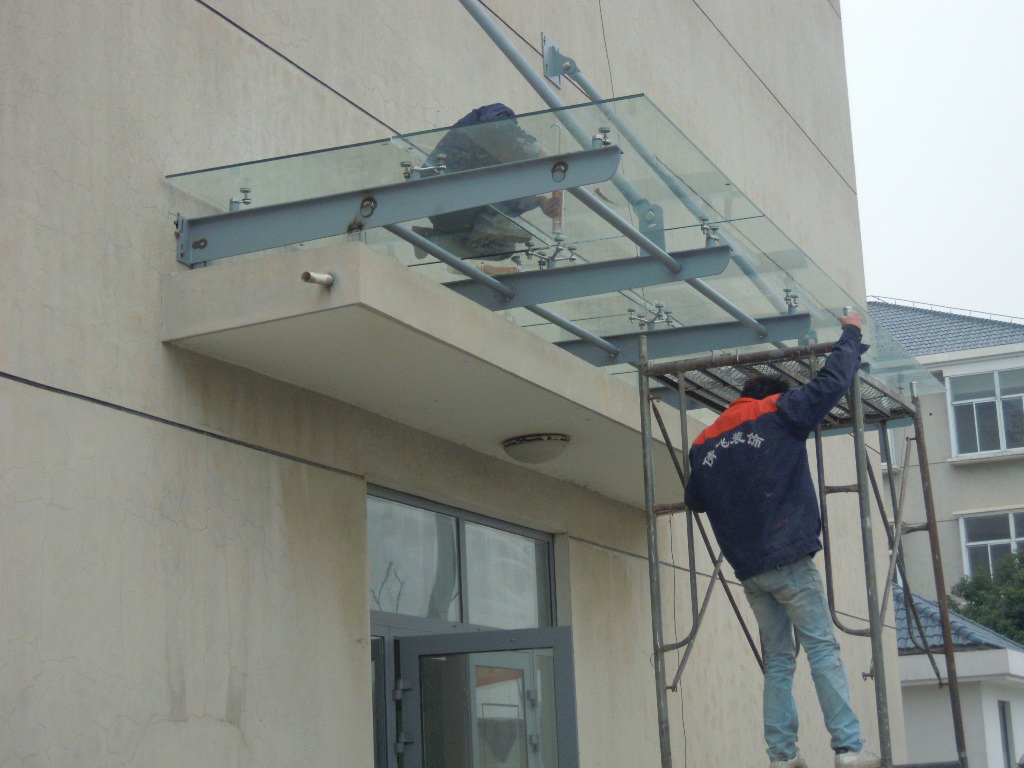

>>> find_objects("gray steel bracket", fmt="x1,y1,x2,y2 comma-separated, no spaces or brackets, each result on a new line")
174,145,621,266
632,200,665,251
555,312,812,367
543,33,578,85
446,244,732,311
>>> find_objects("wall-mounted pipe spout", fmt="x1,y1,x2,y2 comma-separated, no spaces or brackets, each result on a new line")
301,271,335,287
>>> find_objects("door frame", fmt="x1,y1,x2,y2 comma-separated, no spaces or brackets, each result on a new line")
397,626,578,768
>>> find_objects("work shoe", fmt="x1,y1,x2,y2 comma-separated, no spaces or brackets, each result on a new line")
769,751,808,768
835,747,880,768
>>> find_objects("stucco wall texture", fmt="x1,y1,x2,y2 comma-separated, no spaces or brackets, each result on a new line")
1,1,902,766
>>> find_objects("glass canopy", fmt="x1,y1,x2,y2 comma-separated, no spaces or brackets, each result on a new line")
166,95,942,398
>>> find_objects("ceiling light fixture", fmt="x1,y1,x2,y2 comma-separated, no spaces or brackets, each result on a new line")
502,433,571,464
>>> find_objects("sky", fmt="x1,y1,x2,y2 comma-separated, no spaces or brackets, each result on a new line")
841,0,1024,320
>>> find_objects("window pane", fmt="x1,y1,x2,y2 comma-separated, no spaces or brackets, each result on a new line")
371,637,387,768
992,543,1014,571
954,403,979,454
950,372,996,402
964,513,1011,542
1000,368,1024,397
466,522,550,629
1002,397,1024,449
368,497,461,620
966,544,991,577
977,401,1001,451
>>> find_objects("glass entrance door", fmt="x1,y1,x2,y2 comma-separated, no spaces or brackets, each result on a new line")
397,627,577,768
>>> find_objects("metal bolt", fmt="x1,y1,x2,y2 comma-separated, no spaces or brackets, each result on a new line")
359,197,377,217
192,238,208,250
645,210,655,222
551,161,568,183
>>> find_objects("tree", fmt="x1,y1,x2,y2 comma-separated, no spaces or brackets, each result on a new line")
949,551,1024,645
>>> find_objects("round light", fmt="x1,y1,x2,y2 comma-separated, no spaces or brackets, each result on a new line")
502,433,571,464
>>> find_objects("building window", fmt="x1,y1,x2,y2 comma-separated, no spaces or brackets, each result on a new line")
961,510,1024,577
367,490,553,629
1000,700,1015,768
949,368,1024,455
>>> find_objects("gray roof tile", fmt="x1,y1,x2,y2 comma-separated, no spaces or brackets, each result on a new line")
893,583,1024,654
868,300,1024,357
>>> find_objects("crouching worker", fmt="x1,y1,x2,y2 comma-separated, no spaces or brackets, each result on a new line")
684,310,881,768
418,103,561,275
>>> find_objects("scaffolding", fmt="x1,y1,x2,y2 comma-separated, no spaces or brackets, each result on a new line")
637,340,969,768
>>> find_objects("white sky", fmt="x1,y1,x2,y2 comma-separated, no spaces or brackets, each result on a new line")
842,0,1024,320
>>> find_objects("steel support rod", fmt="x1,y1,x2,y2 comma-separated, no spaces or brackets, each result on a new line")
910,382,968,768
565,66,789,315
850,374,893,768
638,337,674,768
457,0,645,208
569,186,770,337
386,224,621,357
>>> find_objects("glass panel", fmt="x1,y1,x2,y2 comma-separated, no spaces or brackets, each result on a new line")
1000,368,1024,397
1002,397,1024,449
964,513,1011,542
368,497,461,620
977,401,1001,451
950,373,996,402
966,544,991,577
992,543,1014,572
419,649,557,768
372,637,387,768
466,523,550,629
954,403,979,454
166,95,943,397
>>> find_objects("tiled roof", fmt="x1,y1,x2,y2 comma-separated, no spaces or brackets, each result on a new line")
893,583,1024,654
868,299,1024,356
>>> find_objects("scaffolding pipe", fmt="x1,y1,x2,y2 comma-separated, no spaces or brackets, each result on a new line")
849,374,893,768
650,400,764,671
386,224,620,356
638,338,674,768
910,382,969,768
668,552,726,689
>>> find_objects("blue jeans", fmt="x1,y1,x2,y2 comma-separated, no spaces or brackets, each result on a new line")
742,556,862,761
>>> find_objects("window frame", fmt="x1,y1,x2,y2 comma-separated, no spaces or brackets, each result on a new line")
368,486,555,630
959,509,1024,578
947,366,1024,457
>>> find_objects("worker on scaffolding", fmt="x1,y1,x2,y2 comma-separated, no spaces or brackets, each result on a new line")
419,103,562,275
684,310,881,768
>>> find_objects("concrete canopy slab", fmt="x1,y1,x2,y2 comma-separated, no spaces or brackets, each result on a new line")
161,243,685,507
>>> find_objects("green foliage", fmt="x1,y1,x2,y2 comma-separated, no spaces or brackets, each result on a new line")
949,550,1024,645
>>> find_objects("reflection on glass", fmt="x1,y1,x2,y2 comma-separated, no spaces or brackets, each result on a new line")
1003,398,1024,449
367,497,460,620
420,649,557,768
466,523,550,629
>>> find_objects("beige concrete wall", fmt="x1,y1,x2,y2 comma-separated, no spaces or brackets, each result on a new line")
2,0,893,765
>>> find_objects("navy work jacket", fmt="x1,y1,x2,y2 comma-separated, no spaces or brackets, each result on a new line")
683,325,866,581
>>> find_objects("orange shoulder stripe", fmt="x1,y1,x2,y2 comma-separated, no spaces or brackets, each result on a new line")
693,394,782,445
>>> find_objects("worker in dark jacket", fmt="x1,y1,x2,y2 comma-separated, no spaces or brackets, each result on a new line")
685,311,881,768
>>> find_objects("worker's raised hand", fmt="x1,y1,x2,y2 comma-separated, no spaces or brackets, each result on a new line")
535,194,563,218
840,310,863,329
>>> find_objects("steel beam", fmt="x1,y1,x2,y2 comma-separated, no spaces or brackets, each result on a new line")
555,312,810,367
446,245,731,310
176,146,621,266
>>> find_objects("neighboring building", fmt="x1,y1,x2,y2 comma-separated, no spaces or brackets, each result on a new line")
895,584,1024,768
1,3,907,767
868,298,1024,599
